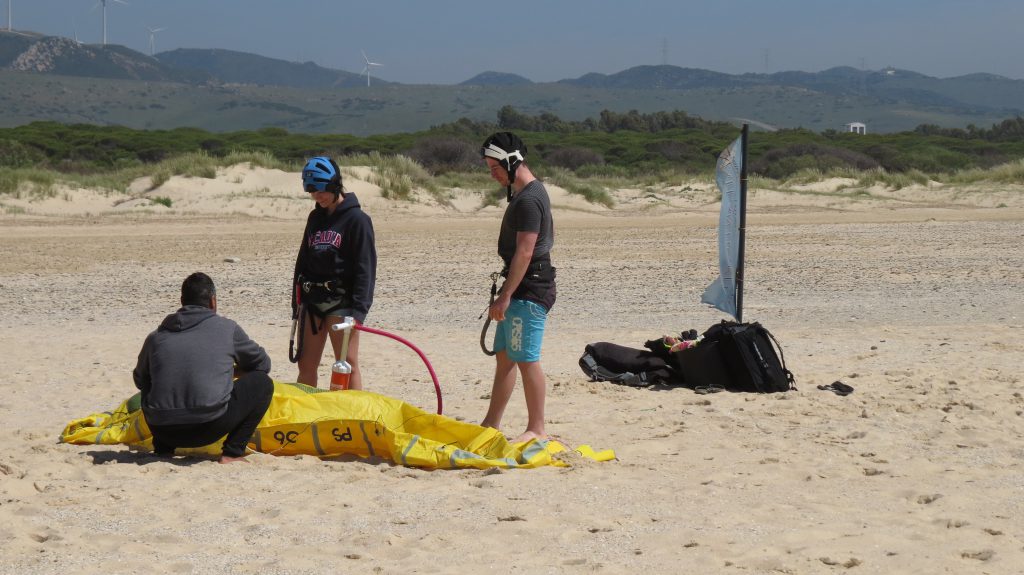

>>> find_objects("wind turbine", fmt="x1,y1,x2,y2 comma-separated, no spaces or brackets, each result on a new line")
146,25,165,56
6,0,32,37
92,0,128,47
361,49,383,87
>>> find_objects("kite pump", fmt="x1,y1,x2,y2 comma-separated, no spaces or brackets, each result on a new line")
328,318,355,392
330,318,444,415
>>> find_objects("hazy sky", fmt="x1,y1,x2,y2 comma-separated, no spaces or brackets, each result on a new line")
7,0,1023,84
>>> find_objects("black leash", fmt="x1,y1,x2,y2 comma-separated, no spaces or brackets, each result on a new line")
288,303,305,363
478,271,502,356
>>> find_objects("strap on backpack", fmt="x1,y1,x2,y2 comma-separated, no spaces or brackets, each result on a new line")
760,326,797,390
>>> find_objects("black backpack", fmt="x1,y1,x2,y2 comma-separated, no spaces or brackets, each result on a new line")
673,321,795,393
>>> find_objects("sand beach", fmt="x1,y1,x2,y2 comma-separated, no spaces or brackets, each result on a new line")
1,165,1022,574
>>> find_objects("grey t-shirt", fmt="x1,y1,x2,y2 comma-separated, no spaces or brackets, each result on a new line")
498,180,554,265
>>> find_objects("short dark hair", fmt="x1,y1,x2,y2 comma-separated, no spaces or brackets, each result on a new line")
181,272,216,307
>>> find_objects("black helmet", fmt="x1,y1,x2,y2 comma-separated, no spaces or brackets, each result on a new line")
481,132,526,200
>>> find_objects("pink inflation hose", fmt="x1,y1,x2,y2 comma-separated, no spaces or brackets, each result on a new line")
338,322,444,415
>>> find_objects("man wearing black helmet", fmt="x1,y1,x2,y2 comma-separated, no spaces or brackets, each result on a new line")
479,132,557,444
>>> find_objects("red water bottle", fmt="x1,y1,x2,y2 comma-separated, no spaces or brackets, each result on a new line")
330,359,351,391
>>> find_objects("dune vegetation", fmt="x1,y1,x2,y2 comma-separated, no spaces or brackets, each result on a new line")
2,110,1023,206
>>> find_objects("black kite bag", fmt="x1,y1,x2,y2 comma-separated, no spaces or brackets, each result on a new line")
674,321,795,393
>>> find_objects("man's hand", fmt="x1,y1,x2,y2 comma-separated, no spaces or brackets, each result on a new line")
489,295,511,322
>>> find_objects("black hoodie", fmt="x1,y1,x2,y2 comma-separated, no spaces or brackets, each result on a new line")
133,305,271,426
293,193,377,323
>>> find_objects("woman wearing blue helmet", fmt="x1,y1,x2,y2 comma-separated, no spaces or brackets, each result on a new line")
291,156,377,390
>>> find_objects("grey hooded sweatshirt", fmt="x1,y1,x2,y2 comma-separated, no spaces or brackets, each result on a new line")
133,305,271,426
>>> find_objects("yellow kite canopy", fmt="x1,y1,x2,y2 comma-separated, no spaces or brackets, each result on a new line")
60,382,614,469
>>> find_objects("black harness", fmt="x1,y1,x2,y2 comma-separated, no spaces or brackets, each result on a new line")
301,278,340,294
289,277,351,363
300,276,350,316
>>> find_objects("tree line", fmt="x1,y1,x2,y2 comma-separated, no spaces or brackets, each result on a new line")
2,108,1024,180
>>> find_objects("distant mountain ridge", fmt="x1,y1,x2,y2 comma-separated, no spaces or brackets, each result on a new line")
460,71,533,86
562,65,740,89
2,29,1023,135
561,64,1024,113
156,48,372,88
0,31,208,83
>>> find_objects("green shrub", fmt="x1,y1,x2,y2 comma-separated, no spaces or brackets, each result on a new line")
0,139,46,169
546,146,604,170
405,137,479,174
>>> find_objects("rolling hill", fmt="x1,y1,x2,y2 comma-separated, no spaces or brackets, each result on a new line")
2,30,1023,136
155,48,372,89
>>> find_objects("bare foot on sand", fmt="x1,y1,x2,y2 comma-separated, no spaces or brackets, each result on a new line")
218,455,250,464
511,431,548,444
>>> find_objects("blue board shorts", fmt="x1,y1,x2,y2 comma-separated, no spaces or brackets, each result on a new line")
493,298,548,363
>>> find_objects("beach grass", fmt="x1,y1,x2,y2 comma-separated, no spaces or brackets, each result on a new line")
340,151,447,204
0,167,57,198
4,152,1023,208
948,158,1024,185
544,167,615,207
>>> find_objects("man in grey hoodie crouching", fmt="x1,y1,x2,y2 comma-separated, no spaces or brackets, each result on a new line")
133,272,273,463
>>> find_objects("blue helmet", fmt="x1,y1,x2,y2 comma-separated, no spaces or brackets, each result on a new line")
302,156,342,194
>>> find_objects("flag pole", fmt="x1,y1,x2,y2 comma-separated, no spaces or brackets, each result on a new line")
735,123,749,323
